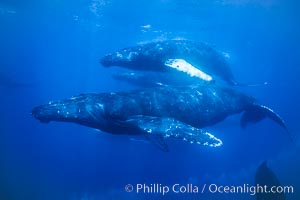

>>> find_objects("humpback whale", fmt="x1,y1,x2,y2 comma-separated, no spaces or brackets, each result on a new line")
100,39,238,85
32,84,290,151
255,161,287,200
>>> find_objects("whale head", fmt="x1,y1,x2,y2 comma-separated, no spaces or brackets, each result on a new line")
100,45,167,71
32,94,108,130
100,48,141,68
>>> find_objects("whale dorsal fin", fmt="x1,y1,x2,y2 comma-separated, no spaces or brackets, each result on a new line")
125,115,222,151
164,59,213,82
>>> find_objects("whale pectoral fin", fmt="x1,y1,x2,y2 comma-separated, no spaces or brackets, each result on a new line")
164,58,213,81
241,104,293,141
125,115,222,148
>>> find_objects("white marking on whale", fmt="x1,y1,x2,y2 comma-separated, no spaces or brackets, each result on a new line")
165,59,213,81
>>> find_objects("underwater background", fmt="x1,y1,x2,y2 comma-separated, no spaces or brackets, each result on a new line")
0,0,300,199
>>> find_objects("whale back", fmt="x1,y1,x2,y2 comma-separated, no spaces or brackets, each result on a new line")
102,84,255,128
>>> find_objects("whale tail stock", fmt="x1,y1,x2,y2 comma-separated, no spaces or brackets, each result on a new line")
241,104,293,141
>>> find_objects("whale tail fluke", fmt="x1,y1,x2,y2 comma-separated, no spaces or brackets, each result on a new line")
241,104,292,141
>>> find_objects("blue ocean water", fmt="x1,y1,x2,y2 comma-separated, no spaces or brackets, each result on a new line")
0,0,300,199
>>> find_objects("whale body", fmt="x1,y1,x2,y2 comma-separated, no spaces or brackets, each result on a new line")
32,84,289,151
100,39,238,85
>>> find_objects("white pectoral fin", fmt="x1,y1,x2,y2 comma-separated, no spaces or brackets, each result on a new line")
164,59,213,81
125,115,222,148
